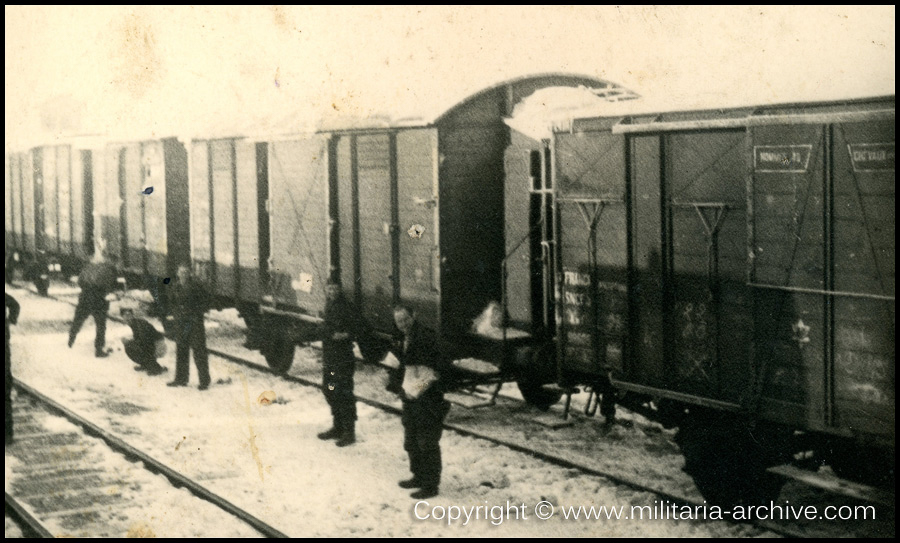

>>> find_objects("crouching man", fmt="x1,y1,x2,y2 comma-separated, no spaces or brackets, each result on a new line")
121,308,167,376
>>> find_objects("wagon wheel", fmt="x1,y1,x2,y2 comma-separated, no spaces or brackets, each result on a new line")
827,443,895,489
259,321,296,375
262,336,295,375
515,345,562,411
676,410,788,507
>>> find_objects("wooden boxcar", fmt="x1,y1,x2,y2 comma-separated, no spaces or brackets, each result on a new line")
545,96,894,503
255,74,635,373
99,138,189,289
6,150,31,283
254,124,492,371
6,142,101,282
188,138,268,312
6,151,32,260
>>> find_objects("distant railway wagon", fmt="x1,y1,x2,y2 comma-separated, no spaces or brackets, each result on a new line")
6,151,32,256
4,137,189,302
527,97,893,504
5,142,101,283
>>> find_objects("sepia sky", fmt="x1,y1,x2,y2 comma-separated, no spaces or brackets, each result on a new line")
5,5,895,148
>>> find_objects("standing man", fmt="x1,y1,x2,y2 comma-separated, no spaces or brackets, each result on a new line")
121,308,168,376
68,254,118,357
6,293,21,445
167,265,211,391
317,282,362,447
389,304,452,499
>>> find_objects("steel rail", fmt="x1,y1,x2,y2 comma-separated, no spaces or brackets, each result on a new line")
13,381,289,539
205,347,812,538
20,282,883,538
5,491,55,539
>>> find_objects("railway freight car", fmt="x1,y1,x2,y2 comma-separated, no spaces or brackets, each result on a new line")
524,96,894,505
6,140,103,288
98,138,190,309
6,150,34,275
226,74,639,380
188,137,270,338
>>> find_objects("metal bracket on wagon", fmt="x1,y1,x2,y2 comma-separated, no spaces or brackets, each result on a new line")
259,305,324,326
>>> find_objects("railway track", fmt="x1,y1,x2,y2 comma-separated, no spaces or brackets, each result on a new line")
204,336,894,539
6,491,54,538
14,281,894,537
5,381,286,538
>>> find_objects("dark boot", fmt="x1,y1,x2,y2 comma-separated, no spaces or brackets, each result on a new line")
398,478,422,489
410,487,438,499
335,420,356,447
317,424,341,441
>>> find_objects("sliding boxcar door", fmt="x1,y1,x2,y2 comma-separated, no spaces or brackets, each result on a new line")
396,129,440,329
750,125,825,427
664,130,749,401
267,136,330,316
356,134,396,331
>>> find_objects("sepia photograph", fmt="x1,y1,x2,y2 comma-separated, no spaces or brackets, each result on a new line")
5,5,895,537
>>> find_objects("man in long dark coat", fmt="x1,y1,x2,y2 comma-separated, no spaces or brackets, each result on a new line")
388,304,452,499
167,265,211,391
68,256,118,357
6,293,21,444
317,282,363,447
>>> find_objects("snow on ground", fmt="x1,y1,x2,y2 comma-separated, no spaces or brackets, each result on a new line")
4,515,24,538
6,285,771,536
5,402,264,538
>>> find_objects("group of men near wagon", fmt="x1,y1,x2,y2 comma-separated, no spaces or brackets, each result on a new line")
11,253,454,498
6,256,212,444
8,253,617,500
65,257,211,390
317,283,452,498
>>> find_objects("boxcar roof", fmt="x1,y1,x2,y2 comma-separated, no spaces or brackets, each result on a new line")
314,72,638,133
560,95,895,135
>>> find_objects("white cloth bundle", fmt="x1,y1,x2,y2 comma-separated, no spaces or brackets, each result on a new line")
381,351,401,369
402,365,438,400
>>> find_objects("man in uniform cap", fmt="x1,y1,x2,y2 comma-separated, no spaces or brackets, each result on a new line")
317,281,365,447
167,264,212,391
